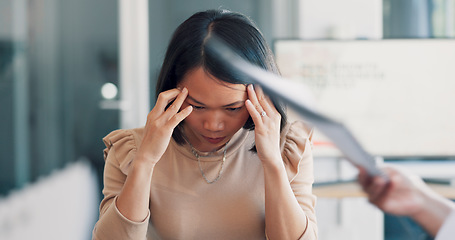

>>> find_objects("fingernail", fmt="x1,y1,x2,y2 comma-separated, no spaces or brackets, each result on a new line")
182,87,187,93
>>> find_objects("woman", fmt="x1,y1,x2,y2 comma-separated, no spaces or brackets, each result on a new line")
92,9,317,240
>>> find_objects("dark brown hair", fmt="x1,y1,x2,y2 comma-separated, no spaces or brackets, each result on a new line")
155,9,287,149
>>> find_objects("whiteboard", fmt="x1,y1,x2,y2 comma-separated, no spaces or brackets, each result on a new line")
275,39,455,158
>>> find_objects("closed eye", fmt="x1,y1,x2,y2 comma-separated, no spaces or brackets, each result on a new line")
226,107,242,112
190,104,205,110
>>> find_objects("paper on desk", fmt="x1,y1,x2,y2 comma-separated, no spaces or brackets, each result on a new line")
206,37,383,176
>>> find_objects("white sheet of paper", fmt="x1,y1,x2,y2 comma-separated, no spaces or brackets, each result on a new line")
207,38,383,176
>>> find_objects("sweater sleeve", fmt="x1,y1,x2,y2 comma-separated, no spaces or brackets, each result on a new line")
92,129,149,240
280,121,318,240
435,209,455,240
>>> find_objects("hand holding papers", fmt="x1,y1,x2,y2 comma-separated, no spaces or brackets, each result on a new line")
206,37,384,177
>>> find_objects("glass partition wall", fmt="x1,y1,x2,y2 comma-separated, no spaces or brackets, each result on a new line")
0,0,120,195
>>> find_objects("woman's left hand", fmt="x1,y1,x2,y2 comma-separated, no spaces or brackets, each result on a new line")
245,84,282,166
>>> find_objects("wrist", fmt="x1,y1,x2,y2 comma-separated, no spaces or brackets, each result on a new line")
132,156,156,174
409,190,435,220
262,155,286,175
409,187,454,236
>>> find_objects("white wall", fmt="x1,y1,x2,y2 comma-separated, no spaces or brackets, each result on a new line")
298,0,382,39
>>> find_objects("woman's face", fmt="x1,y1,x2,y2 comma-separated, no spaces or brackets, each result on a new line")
179,67,250,152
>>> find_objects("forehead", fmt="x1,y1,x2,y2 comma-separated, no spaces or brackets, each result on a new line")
179,67,247,105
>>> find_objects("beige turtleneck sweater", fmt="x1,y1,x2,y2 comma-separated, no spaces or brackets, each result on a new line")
92,121,317,240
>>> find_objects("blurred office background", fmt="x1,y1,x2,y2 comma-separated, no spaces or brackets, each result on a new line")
1,0,454,239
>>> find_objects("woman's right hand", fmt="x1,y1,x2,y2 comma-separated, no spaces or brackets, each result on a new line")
135,88,192,167
115,88,192,222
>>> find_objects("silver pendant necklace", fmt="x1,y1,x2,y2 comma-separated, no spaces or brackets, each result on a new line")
183,134,227,184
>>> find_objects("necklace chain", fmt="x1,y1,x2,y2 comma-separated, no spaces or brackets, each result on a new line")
182,135,227,184
191,146,226,184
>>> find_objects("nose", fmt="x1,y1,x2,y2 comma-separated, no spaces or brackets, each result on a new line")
203,111,225,132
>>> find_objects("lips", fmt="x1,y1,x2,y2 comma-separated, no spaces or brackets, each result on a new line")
203,136,226,144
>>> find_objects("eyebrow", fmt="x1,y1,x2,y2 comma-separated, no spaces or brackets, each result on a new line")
187,95,244,107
